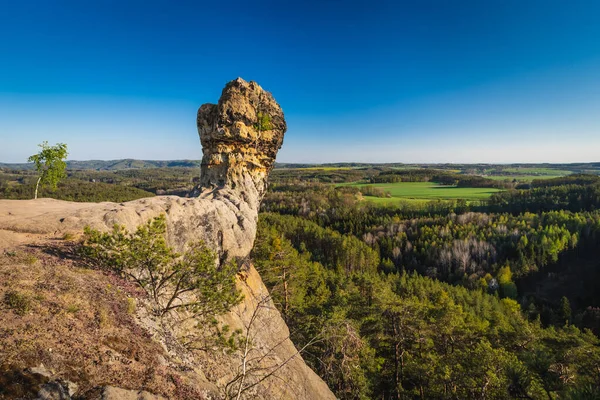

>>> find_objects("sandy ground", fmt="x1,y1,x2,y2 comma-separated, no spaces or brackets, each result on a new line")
0,198,112,251
0,229,35,251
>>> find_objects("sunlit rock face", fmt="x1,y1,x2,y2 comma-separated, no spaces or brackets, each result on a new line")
196,77,286,211
0,79,336,399
0,78,288,260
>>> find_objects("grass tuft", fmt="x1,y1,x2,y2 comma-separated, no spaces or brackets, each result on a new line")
126,297,136,315
4,290,32,315
62,232,75,241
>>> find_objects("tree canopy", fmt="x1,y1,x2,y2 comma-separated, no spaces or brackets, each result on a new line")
27,141,68,199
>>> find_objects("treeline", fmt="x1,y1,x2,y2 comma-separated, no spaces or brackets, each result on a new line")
271,167,377,184
371,169,512,189
0,167,199,202
68,167,198,195
357,185,391,198
252,215,600,399
0,159,201,171
0,178,154,202
531,174,600,188
488,184,600,214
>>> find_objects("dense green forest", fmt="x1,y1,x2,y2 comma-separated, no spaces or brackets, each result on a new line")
2,163,600,398
255,168,600,399
254,225,600,398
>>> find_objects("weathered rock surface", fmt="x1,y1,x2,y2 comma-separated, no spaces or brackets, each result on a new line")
88,386,167,400
0,78,334,399
0,78,286,259
196,78,286,211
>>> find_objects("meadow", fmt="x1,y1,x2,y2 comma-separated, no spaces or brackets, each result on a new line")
481,167,572,181
344,181,502,202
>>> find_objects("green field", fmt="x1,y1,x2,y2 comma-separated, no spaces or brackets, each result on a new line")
361,196,432,205
345,182,502,202
295,167,353,171
480,167,572,182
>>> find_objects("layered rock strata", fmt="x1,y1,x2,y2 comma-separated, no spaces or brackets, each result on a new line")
196,77,286,211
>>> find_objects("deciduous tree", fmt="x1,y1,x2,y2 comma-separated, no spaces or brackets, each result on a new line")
28,141,68,199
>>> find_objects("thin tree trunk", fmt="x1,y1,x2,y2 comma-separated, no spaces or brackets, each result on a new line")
235,345,248,400
34,176,41,199
393,317,401,400
283,268,289,320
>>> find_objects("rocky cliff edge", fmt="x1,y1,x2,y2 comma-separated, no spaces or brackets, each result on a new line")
0,78,335,400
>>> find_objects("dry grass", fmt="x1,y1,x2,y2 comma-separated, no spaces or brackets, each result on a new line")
0,243,206,398
62,232,76,241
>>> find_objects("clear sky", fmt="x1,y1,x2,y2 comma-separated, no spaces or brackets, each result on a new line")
1,0,599,163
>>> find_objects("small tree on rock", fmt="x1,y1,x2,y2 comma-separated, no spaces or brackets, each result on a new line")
253,93,273,134
81,214,243,317
28,141,68,199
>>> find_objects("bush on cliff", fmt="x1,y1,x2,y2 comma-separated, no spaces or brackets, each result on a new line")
81,214,242,317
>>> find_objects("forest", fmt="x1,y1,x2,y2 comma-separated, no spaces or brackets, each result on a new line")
1,163,600,399
254,169,600,399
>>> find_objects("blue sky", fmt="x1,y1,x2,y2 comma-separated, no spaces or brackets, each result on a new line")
1,0,599,163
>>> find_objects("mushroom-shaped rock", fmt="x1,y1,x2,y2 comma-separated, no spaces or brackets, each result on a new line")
196,78,286,211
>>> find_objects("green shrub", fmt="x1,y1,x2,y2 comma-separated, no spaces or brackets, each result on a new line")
81,215,242,317
66,304,80,313
4,290,32,315
254,112,273,131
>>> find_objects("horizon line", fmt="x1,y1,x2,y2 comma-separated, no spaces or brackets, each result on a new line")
2,159,600,166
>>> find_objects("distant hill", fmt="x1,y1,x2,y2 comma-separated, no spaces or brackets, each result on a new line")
274,162,600,172
1,159,599,173
0,159,202,171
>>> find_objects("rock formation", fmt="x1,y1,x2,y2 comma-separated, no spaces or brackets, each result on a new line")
0,78,286,259
0,78,335,399
196,78,286,211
